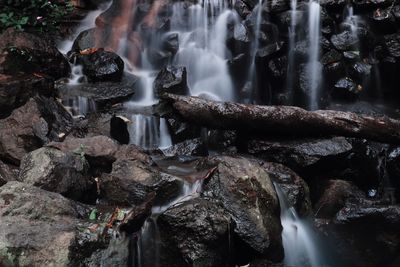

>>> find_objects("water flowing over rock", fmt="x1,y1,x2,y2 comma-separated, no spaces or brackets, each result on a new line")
201,156,283,263
154,66,188,96
77,49,125,82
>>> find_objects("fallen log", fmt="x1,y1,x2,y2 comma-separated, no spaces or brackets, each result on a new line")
161,93,400,144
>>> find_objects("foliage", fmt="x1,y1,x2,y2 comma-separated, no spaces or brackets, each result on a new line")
0,0,73,32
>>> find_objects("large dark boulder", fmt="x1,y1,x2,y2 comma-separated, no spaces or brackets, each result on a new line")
0,97,73,165
157,198,233,267
100,159,182,206
0,28,70,79
18,147,91,201
201,156,283,263
78,49,124,82
0,74,54,119
154,66,188,96
246,137,353,172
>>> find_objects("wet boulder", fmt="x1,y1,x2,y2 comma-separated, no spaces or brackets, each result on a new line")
18,147,91,201
0,28,70,79
330,30,359,51
202,156,283,263
100,159,182,206
162,138,208,157
154,66,188,96
157,198,233,267
313,179,365,218
71,27,111,52
349,61,372,82
234,0,252,19
330,201,400,267
245,137,353,174
255,42,283,63
332,77,361,101
262,162,312,216
162,33,179,55
0,97,73,165
78,49,124,82
0,74,54,119
0,182,82,266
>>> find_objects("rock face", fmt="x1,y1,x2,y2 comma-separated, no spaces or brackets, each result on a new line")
157,198,233,267
202,156,283,263
0,74,54,119
77,49,124,82
0,160,16,186
0,28,70,79
0,97,73,165
18,147,91,201
0,182,80,267
100,159,182,206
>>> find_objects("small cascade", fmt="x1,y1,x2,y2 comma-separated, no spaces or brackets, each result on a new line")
171,0,236,101
68,62,86,85
244,0,263,103
158,118,172,150
133,178,202,267
286,0,298,99
274,183,322,267
57,1,112,54
307,0,322,110
343,4,359,39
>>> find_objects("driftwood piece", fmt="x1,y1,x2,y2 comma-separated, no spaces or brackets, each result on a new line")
162,93,400,144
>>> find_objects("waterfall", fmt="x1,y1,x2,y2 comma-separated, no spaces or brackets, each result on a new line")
133,179,203,266
307,0,321,110
286,0,298,99
274,183,322,267
246,0,263,103
171,0,236,101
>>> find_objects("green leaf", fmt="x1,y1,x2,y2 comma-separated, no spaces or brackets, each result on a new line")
89,209,98,221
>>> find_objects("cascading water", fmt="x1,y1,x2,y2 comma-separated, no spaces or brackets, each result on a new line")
274,183,322,267
307,0,321,110
286,0,298,99
170,0,236,101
